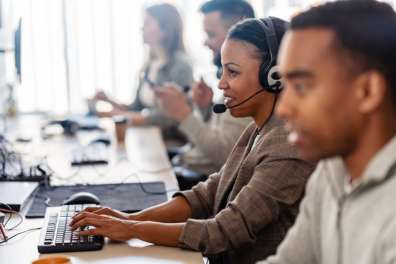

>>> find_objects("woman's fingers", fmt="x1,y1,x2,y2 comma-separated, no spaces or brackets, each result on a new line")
70,212,102,229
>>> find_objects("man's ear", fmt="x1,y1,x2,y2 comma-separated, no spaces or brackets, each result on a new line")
355,70,387,114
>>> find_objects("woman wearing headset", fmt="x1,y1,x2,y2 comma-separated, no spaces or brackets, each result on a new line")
71,18,314,264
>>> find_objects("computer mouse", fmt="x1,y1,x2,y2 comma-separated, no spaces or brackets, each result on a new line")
90,137,111,146
63,192,101,205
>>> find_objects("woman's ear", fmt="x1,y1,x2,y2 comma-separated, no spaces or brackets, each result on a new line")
355,70,387,114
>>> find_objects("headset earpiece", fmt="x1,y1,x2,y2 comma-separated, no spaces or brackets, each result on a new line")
267,65,283,92
256,18,283,94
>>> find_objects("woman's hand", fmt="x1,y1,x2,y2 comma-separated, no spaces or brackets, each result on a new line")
79,206,130,220
70,211,136,241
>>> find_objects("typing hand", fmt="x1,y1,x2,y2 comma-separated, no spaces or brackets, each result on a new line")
80,206,130,220
191,78,213,108
70,212,136,241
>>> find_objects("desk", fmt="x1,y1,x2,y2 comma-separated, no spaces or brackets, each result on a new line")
0,115,203,264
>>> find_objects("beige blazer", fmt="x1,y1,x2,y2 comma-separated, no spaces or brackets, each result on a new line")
175,115,315,264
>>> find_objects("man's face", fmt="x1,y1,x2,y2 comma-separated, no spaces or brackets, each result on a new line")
276,29,363,161
203,11,229,56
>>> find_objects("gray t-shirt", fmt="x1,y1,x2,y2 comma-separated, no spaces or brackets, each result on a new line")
260,135,396,264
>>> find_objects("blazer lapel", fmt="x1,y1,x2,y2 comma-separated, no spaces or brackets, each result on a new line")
214,124,257,213
213,116,283,213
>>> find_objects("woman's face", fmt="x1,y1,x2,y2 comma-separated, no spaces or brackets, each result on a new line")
219,39,268,118
142,14,164,47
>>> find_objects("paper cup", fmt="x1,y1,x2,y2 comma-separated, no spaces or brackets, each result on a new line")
32,256,71,264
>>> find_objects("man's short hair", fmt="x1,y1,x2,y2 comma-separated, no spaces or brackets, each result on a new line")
200,0,255,26
290,0,396,103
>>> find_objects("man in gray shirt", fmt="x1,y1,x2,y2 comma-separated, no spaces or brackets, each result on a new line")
259,1,396,264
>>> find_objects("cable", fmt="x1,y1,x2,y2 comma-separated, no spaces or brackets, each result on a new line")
4,213,23,231
79,154,175,194
0,206,24,231
0,227,41,245
62,154,175,193
1,210,12,227
109,171,179,194
30,170,178,213
33,194,56,207
29,142,177,211
0,202,13,226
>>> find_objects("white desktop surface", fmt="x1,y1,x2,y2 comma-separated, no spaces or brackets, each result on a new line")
2,227,202,264
2,218,202,264
0,115,203,264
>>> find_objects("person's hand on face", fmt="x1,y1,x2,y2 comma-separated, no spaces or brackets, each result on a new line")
191,78,213,108
70,211,136,241
155,84,192,122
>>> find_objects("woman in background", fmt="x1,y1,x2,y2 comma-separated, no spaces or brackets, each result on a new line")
93,3,193,140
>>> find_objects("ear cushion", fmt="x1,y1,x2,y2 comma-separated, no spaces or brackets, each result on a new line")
259,64,282,93
267,65,283,92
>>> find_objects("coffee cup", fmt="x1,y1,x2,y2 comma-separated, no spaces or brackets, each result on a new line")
113,115,128,143
32,256,71,264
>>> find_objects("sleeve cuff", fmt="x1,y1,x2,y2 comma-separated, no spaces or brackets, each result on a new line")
178,218,208,251
172,189,207,219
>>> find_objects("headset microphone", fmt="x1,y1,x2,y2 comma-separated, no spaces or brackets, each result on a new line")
213,104,227,114
212,89,265,114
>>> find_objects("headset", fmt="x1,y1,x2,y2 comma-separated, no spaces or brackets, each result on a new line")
213,17,284,114
256,17,283,94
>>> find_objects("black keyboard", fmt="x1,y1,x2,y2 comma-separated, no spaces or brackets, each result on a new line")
71,143,109,166
37,205,104,253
